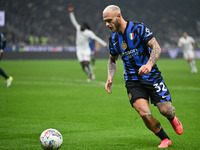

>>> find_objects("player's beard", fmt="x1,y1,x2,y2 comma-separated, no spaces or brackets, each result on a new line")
111,19,120,33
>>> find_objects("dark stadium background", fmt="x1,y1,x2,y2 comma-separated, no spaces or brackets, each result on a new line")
0,0,200,59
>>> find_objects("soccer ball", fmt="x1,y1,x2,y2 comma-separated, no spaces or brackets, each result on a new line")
39,129,63,150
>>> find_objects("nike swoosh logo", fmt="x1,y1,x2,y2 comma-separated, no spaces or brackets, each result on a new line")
162,95,168,98
113,41,118,45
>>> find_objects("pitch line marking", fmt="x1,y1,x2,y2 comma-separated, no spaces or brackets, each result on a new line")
1,77,200,91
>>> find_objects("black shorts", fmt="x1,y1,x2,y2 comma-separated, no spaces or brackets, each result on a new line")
125,77,171,106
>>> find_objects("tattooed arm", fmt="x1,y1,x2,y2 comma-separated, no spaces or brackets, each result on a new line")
105,55,118,94
147,37,161,66
138,37,161,75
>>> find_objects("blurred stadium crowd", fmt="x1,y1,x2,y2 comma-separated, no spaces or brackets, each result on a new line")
0,0,200,48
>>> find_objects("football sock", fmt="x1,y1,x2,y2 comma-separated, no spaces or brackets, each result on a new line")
83,66,90,77
0,68,9,79
192,60,197,71
189,60,196,69
88,64,93,74
155,128,170,140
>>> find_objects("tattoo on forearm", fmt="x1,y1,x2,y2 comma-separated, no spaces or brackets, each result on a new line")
148,37,161,66
107,56,117,78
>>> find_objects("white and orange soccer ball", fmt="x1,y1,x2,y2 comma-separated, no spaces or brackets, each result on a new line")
40,129,63,150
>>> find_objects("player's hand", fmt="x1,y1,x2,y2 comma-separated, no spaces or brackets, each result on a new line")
138,64,152,75
68,4,74,12
105,76,113,94
0,49,3,60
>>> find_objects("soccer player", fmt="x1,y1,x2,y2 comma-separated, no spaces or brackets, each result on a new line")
0,32,13,87
68,5,107,82
178,32,198,73
103,5,183,148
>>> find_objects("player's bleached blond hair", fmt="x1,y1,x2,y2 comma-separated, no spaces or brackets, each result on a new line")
103,5,121,14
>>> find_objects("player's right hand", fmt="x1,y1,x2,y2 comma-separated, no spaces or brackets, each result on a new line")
138,63,152,75
68,4,74,12
105,77,113,94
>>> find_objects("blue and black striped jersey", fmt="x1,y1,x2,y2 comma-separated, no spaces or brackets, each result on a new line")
109,21,161,82
89,39,95,51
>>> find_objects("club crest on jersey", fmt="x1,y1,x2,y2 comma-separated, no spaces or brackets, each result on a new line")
128,93,132,101
121,42,127,50
129,33,134,40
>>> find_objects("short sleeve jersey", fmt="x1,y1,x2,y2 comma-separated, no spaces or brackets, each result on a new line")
178,36,195,51
109,21,161,82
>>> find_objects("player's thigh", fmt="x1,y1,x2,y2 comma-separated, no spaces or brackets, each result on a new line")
183,51,188,60
187,50,194,59
183,50,194,60
126,81,149,107
76,52,83,62
132,98,151,117
83,54,91,62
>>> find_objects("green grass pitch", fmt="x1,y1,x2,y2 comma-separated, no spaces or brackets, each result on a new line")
0,58,200,149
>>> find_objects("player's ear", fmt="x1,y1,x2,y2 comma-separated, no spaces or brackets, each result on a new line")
117,13,121,18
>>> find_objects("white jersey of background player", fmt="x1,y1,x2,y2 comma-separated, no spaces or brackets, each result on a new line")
68,5,107,81
178,32,198,73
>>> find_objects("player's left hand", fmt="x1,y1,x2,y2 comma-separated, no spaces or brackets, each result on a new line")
138,64,152,75
0,49,3,60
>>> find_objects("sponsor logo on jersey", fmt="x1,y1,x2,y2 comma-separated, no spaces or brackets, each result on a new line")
120,48,138,57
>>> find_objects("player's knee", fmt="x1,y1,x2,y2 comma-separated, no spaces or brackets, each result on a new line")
159,108,167,116
139,110,152,119
159,106,175,118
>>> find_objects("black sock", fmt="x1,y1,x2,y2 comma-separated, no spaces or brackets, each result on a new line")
167,117,174,121
155,128,170,140
0,68,9,79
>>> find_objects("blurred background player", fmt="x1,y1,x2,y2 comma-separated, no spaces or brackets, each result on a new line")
89,39,96,69
178,32,198,73
68,4,107,82
0,32,13,87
